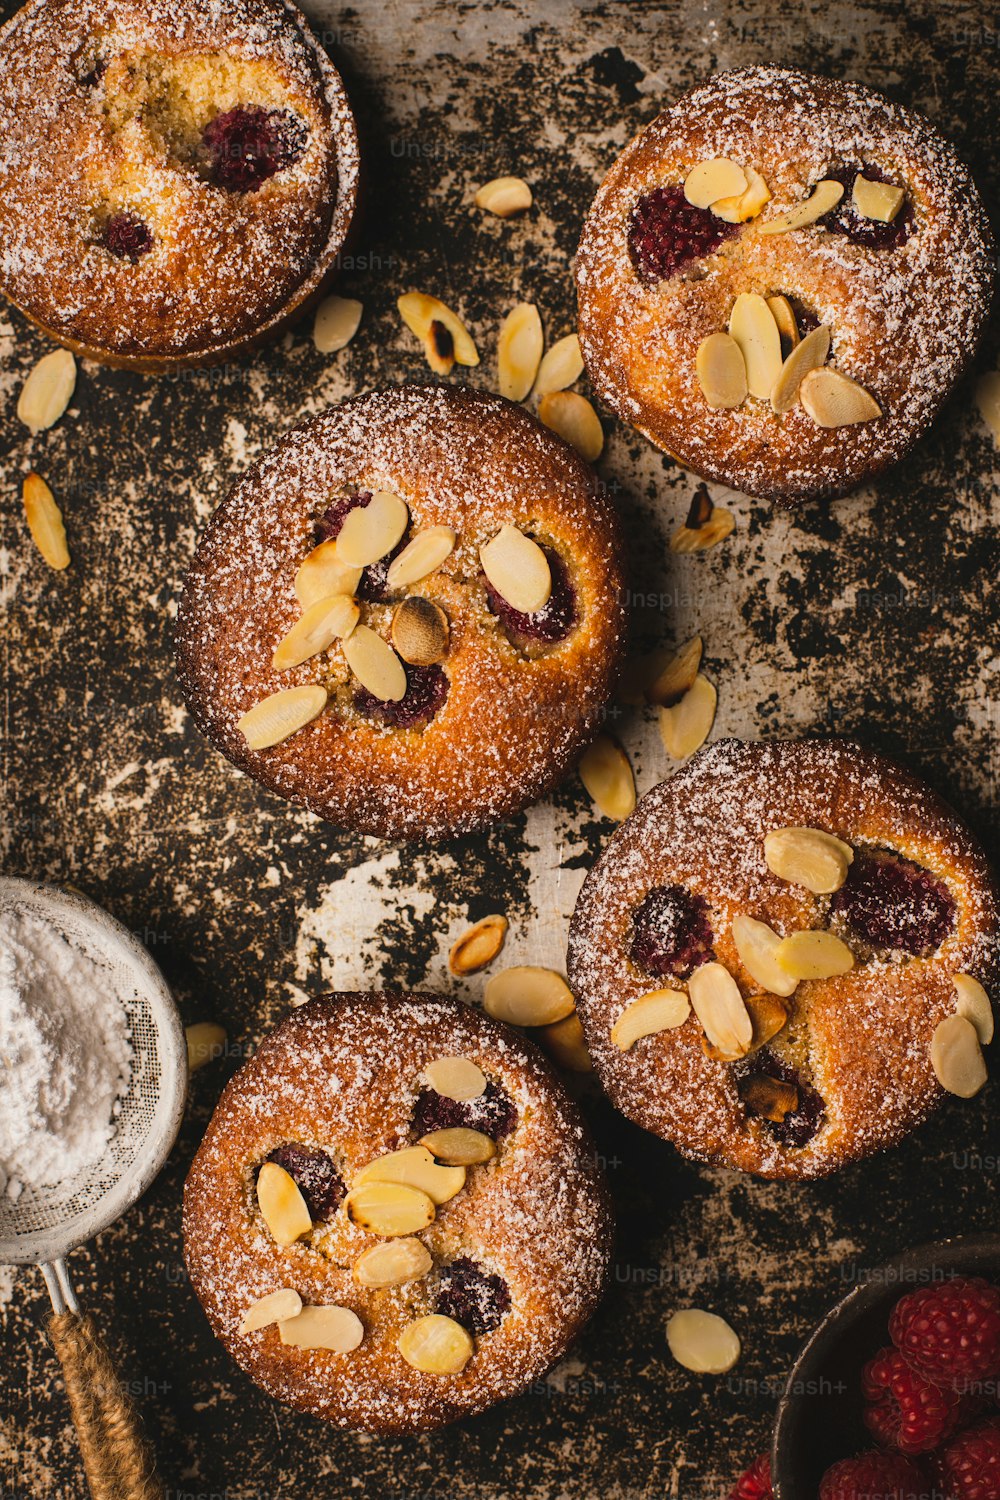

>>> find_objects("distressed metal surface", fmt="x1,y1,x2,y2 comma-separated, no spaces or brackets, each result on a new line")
1,0,998,1495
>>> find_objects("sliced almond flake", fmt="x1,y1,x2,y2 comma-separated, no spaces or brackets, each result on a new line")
667,1309,741,1373
728,293,782,401
272,594,359,671
336,489,409,568
711,166,771,223
313,295,363,354
354,1238,433,1288
696,331,747,409
852,175,905,222
185,1021,227,1072
386,526,456,590
931,1014,987,1098
256,1162,312,1246
483,966,575,1027
17,348,77,434
684,157,747,209
345,1181,436,1236
398,1314,473,1374
397,292,479,367
448,914,508,976
537,391,604,462
578,734,636,820
775,930,855,980
533,334,584,396
418,1128,497,1165
687,963,753,1057
770,324,831,414
342,625,407,701
474,175,533,217
537,1011,592,1073
479,524,551,613
22,471,70,570
757,179,844,234
611,989,690,1050
731,915,798,998
278,1305,364,1352
353,1145,466,1206
763,825,853,894
954,974,994,1046
238,684,328,751
497,302,544,401
424,1056,487,1101
670,506,735,554
239,1288,302,1334
658,674,716,759
645,635,703,706
800,368,882,428
766,295,800,353
294,539,363,608
390,596,449,666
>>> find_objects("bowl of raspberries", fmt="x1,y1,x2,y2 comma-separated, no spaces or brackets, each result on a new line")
733,1236,1000,1499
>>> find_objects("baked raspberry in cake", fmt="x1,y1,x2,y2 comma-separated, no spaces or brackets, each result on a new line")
183,993,612,1432
567,739,999,1179
577,67,995,504
0,0,359,369
175,384,627,840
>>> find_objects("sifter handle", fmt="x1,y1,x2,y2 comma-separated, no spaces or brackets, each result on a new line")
47,1309,163,1500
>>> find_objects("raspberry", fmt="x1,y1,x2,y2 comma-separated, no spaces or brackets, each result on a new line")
630,884,714,980
203,106,307,193
265,1144,344,1220
820,164,915,250
436,1257,511,1335
627,184,737,284
728,1453,773,1500
863,1346,971,1454
819,1453,927,1500
103,212,153,262
890,1278,1000,1394
484,547,577,644
830,849,956,956
412,1082,517,1141
354,663,449,729
735,1049,826,1148
939,1420,1000,1500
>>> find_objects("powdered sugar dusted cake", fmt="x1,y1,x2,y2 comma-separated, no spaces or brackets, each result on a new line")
176,384,627,840
183,993,612,1432
576,67,995,504
568,739,999,1179
0,0,359,368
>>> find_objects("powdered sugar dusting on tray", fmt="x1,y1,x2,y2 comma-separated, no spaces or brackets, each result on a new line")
577,66,996,502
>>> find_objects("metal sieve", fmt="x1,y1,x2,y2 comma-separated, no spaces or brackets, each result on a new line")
0,877,187,1500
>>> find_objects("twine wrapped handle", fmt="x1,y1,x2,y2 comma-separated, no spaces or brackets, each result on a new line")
48,1311,163,1500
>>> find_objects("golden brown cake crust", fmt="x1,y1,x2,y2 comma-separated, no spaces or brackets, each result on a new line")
568,738,1000,1180
175,384,627,841
0,0,359,368
576,67,995,504
182,993,612,1432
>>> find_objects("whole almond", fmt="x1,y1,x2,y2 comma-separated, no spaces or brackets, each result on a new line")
313,295,363,353
611,989,691,1051
449,913,508,976
578,734,636,821
475,175,532,217
480,524,551,613
533,334,584,397
483,966,575,1027
238,685,328,751
22,471,70,570
390,596,449,666
537,392,604,462
17,348,77,434
687,963,753,1058
658,674,717,760
342,626,407,702
497,302,543,401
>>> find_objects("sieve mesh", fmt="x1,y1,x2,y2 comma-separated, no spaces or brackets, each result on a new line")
0,879,187,1265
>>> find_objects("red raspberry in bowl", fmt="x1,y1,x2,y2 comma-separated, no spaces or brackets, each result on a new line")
863,1346,971,1454
627,183,737,284
889,1277,1000,1393
938,1419,1000,1500
819,1452,927,1500
728,1453,773,1500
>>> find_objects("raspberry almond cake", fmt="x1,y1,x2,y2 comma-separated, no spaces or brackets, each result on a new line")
577,67,995,504
0,0,359,369
176,384,626,840
183,993,612,1432
568,739,998,1179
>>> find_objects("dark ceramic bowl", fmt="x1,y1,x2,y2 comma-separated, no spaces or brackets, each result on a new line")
771,1234,1000,1496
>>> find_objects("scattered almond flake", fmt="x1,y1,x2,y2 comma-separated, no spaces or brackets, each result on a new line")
335,489,409,567
256,1161,312,1246
644,635,703,707
479,523,551,613
237,684,328,751
756,178,844,234
293,539,362,608
763,826,853,894
272,593,359,671
397,291,479,368
578,734,636,821
687,962,753,1057
483,966,575,1027
397,1314,473,1374
770,325,831,414
17,348,76,434
185,1022,226,1073
239,1288,302,1335
533,333,584,396
22,471,70,570
696,331,747,409
390,596,449,666
313,295,362,354
345,1180,436,1236
386,526,456,590
278,1305,364,1352
353,1145,465,1205
448,914,508,976
800,367,882,427
497,302,543,401
775,929,855,980
852,175,905,222
611,989,690,1051
670,505,735,554
975,371,1000,443
953,974,994,1046
341,625,407,701
418,1128,496,1166
537,1011,592,1073
667,1309,741,1374
931,1014,987,1098
474,175,533,217
731,914,799,998
658,674,716,758
424,1055,487,1101
766,294,800,352
711,165,771,223
728,293,782,400
537,391,604,462
683,157,747,209
353,1238,433,1288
